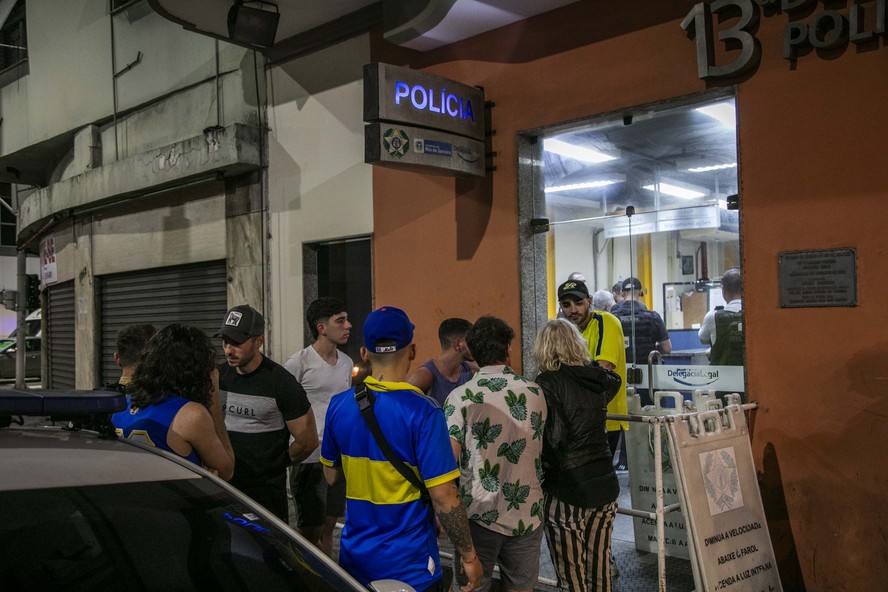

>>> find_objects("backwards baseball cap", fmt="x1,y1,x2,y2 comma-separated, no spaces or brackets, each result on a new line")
363,306,414,353
558,279,590,301
216,304,265,343
623,277,643,291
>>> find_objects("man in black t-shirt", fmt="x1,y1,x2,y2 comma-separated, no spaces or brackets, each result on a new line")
217,304,318,521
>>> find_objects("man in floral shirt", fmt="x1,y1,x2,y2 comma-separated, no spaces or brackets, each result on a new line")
444,316,547,592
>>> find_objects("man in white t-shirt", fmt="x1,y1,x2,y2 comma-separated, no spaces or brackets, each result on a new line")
284,297,354,556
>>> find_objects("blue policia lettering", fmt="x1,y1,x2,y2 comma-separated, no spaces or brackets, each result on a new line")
393,81,476,122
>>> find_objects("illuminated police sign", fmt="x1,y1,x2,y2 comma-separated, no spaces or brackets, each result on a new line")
364,62,485,142
682,0,887,80
393,81,476,123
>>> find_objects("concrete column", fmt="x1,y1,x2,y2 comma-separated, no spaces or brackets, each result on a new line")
224,171,265,342
74,125,102,175
73,216,98,389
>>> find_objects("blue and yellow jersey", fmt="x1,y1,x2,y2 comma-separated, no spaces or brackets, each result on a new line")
320,377,457,589
112,394,203,466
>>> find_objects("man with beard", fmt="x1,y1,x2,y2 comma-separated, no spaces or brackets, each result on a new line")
218,304,318,522
558,280,628,472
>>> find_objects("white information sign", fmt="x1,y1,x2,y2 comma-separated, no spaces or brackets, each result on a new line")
667,408,783,592
604,205,720,238
40,236,58,285
625,393,690,558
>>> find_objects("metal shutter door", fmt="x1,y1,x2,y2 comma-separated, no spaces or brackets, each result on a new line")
46,280,76,388
98,261,228,386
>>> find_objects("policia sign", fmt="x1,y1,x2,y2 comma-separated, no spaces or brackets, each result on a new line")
667,407,782,591
363,63,486,178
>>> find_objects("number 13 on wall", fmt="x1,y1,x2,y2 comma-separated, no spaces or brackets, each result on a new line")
681,0,762,80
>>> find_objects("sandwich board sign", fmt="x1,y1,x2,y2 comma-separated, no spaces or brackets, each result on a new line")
625,392,690,558
667,406,782,591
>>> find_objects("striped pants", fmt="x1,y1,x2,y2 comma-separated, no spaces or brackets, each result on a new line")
543,494,617,592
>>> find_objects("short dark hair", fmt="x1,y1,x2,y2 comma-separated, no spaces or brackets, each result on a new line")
438,318,472,349
306,297,347,339
128,324,216,409
115,324,157,369
721,268,742,296
466,316,514,368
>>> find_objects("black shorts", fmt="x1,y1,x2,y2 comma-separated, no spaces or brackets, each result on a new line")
289,463,346,528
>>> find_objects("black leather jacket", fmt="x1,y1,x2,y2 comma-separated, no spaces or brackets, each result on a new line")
536,362,621,480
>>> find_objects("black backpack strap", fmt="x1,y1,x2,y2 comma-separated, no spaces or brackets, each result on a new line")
354,385,432,507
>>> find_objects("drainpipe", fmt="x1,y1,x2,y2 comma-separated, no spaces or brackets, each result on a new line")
15,250,25,389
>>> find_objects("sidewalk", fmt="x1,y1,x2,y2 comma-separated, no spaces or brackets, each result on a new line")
435,472,695,591
297,472,697,591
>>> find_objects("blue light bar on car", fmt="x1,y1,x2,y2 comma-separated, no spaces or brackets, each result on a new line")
0,389,127,416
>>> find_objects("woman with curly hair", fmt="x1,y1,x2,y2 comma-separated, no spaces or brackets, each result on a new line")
112,323,235,480
534,319,622,591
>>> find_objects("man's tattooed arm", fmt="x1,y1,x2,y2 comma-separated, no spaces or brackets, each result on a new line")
429,480,482,590
434,484,474,555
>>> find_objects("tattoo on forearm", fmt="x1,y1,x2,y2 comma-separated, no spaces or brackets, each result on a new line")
437,503,473,555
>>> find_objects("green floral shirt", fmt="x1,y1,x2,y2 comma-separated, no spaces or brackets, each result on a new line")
443,365,547,536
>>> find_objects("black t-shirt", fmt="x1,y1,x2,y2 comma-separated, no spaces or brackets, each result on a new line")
219,356,311,487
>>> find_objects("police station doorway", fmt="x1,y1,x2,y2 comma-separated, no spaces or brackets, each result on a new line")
302,236,372,370
518,91,745,385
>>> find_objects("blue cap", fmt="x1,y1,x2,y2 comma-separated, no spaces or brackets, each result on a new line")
363,306,414,353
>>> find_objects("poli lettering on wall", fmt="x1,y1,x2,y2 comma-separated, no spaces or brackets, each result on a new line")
364,62,485,142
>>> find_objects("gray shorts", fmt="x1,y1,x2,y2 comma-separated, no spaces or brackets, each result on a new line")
452,521,543,592
289,462,346,528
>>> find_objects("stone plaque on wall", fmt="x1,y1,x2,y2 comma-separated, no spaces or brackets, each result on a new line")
778,248,857,308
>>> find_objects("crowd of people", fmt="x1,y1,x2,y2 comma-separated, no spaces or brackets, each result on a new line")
106,269,741,592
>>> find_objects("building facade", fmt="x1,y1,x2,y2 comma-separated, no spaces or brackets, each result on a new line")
2,0,885,589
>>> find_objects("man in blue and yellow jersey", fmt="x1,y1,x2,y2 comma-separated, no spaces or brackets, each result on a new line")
321,306,481,592
558,279,629,470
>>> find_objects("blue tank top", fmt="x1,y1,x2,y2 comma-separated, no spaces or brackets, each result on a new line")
112,393,203,466
422,360,475,406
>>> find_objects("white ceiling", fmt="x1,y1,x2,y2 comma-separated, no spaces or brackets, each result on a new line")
148,0,580,53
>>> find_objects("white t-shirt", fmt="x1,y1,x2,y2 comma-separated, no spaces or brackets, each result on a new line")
698,299,742,345
283,345,353,464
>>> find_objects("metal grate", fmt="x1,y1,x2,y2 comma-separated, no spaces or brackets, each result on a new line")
98,261,228,386
46,280,75,389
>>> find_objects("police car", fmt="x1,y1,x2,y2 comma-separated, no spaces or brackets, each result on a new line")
0,388,411,592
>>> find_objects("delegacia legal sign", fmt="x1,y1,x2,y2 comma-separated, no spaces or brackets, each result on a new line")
682,0,887,79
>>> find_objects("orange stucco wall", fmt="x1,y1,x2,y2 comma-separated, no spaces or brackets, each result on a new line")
371,3,888,589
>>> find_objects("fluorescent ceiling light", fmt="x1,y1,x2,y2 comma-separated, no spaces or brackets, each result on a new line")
545,179,623,193
687,162,737,173
643,182,705,199
543,139,618,163
696,102,736,129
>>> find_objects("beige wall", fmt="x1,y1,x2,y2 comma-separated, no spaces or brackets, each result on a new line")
267,34,373,361
4,0,252,159
370,3,888,588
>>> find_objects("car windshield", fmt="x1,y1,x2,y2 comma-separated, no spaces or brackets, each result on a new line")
0,477,358,591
